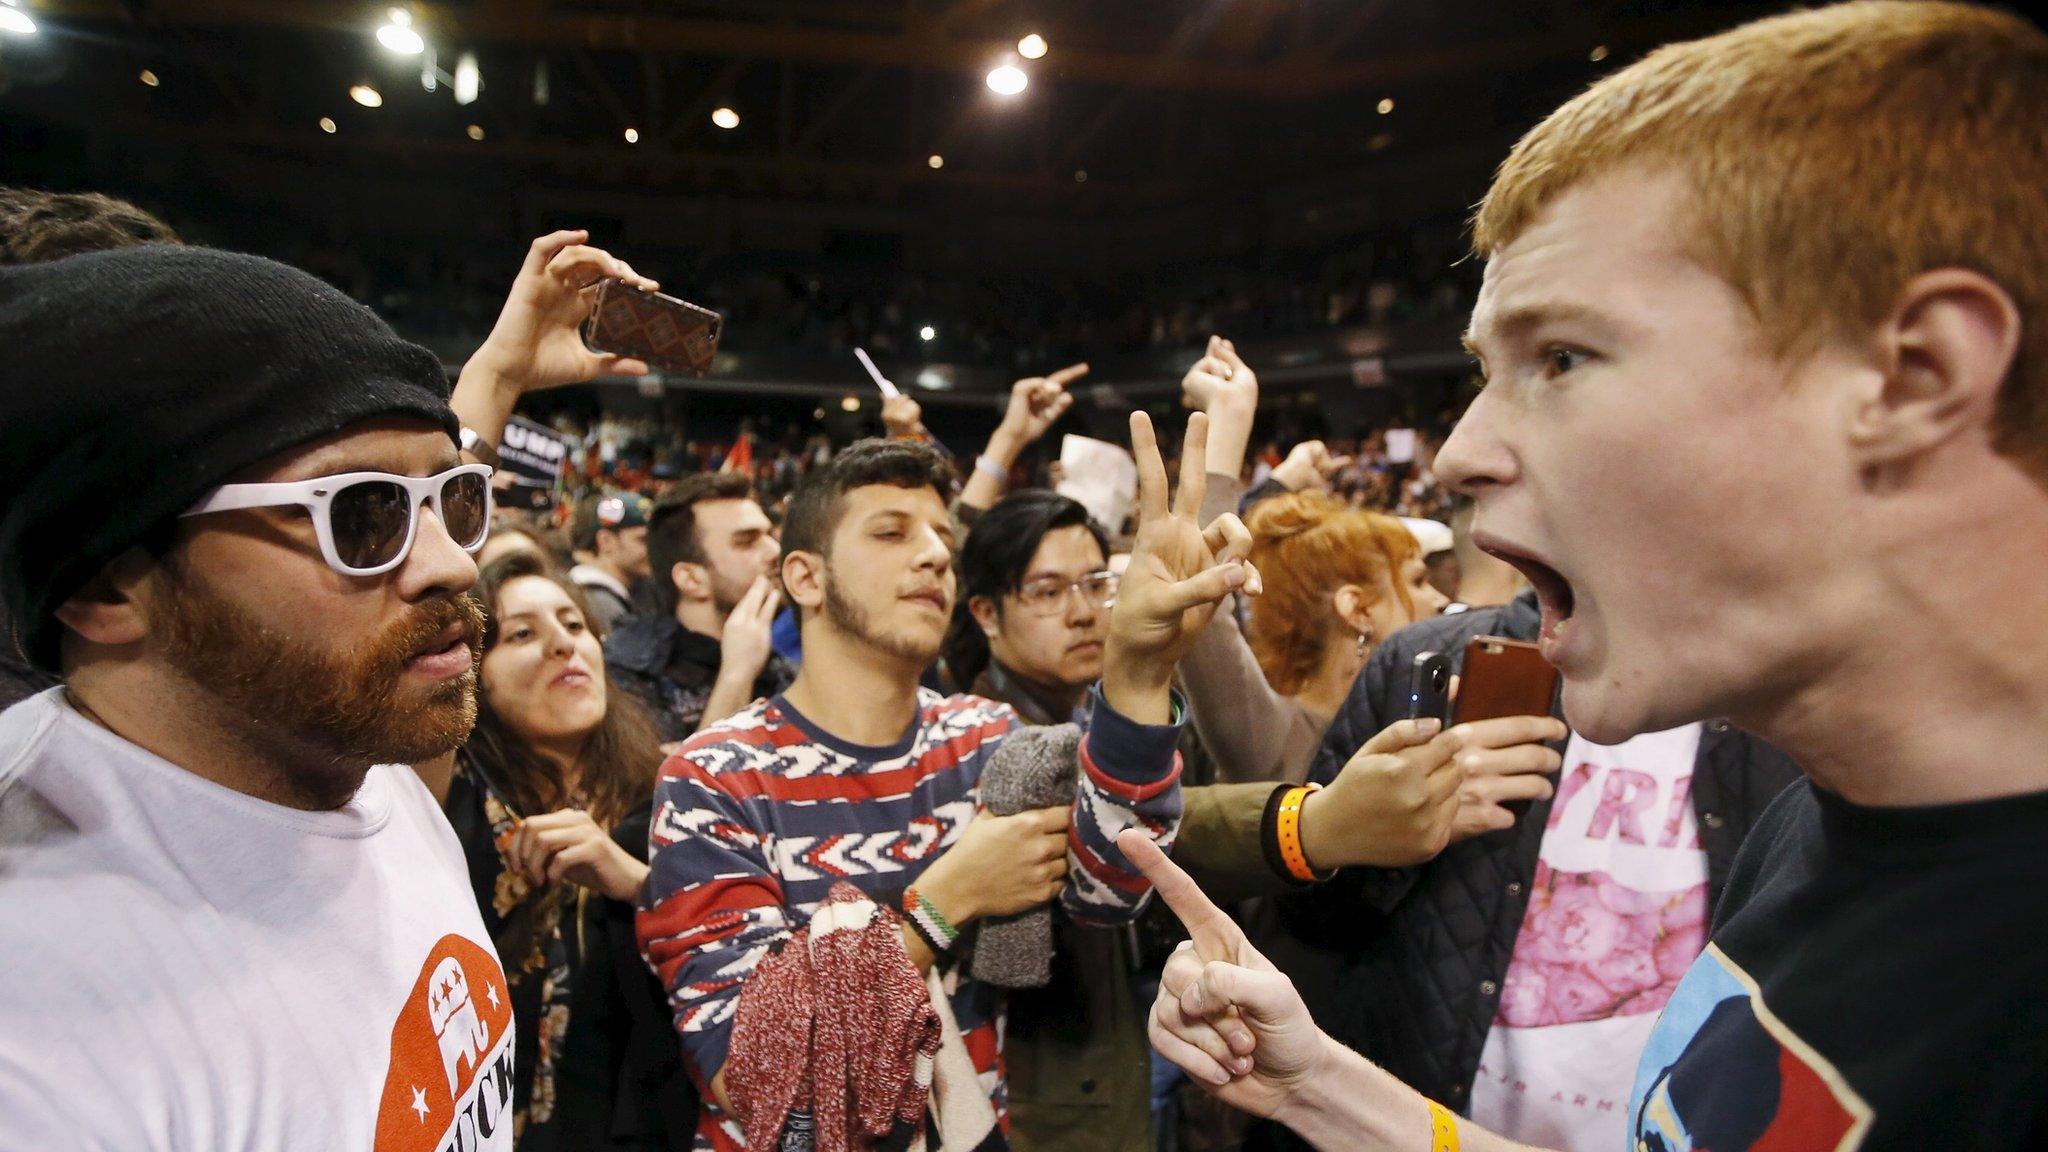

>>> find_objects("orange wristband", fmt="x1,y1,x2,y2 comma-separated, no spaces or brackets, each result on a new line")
1275,783,1324,882
1427,1099,1459,1152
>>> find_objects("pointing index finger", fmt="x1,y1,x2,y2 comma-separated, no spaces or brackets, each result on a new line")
1117,828,1246,961
1045,362,1090,387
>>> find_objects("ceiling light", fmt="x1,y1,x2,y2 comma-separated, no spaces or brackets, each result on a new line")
0,5,37,36
919,326,937,342
986,64,1028,96
840,396,861,412
454,52,481,105
711,106,740,130
624,127,640,143
139,69,160,88
1018,34,1048,60
1590,44,1611,62
927,154,944,169
466,124,484,140
319,116,338,134
376,13,425,56
1074,170,1088,183
350,84,383,108
1377,97,1394,115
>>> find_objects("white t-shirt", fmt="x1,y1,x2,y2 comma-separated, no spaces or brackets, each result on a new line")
0,690,515,1152
1468,724,1708,1151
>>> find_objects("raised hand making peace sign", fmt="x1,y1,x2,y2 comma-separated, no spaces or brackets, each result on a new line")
1099,411,1264,724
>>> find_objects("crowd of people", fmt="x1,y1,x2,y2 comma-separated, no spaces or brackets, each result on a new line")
262,216,1478,372
3,4,2047,1152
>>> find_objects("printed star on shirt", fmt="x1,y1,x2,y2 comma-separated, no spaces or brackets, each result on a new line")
485,981,500,1010
410,1086,430,1122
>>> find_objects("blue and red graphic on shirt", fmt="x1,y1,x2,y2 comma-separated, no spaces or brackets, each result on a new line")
1629,944,1873,1152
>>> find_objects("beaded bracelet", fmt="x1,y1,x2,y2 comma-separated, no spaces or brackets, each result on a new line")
902,886,960,955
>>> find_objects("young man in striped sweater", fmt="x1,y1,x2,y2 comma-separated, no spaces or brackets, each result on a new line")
639,414,1255,1150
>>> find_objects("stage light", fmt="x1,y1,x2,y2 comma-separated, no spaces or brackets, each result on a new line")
351,84,384,108
139,69,160,87
0,4,37,36
624,127,640,143
1018,34,1048,60
1590,44,1611,62
466,124,484,140
987,64,1028,96
1377,97,1394,115
376,9,424,56
920,326,937,342
928,154,944,169
454,52,481,105
841,396,861,412
712,107,740,130
319,116,338,133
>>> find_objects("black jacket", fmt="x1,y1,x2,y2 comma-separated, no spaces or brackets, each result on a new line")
604,613,794,746
1277,590,1802,1115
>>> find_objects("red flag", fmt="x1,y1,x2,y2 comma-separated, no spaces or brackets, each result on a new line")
721,431,754,475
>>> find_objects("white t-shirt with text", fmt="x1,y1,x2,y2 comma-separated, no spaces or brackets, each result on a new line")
1468,724,1708,1151
0,690,515,1152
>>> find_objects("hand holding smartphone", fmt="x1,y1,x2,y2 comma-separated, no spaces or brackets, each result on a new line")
1408,636,1560,725
582,279,723,377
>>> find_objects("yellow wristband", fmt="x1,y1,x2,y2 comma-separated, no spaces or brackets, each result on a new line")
1427,1100,1459,1152
1275,783,1323,882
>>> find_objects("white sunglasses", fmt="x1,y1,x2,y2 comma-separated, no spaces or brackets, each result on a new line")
181,464,495,577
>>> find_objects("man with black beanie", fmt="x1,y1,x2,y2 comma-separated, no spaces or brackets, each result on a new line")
0,245,517,1149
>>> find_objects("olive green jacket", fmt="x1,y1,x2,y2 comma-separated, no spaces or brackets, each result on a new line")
970,664,1292,1152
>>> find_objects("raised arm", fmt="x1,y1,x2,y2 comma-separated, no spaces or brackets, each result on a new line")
451,229,659,458
957,364,1085,511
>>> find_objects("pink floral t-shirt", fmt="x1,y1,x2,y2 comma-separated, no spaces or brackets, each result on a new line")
1468,724,1707,1151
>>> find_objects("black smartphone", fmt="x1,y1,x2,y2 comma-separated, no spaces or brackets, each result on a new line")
1408,650,1452,723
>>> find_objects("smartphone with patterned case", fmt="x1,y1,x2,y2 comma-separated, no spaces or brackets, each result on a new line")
582,279,724,377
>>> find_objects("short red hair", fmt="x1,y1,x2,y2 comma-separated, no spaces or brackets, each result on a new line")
1476,1,2048,477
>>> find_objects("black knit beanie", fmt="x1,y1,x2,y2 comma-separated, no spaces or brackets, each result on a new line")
0,244,460,673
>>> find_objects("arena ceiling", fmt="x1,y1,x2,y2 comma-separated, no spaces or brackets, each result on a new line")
7,0,1791,212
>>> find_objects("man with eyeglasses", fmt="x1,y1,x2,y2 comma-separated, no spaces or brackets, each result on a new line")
0,246,516,1150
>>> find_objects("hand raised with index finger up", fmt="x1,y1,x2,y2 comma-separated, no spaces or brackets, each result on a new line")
1100,411,1263,723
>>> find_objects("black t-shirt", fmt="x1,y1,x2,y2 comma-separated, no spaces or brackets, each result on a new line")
1627,779,2048,1150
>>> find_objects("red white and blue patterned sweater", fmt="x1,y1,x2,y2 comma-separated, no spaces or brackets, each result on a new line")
637,684,1185,1150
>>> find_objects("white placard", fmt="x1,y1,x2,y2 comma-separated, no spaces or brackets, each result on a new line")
1057,434,1139,534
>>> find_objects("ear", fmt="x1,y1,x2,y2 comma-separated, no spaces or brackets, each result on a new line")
968,595,1000,637
781,549,826,612
1849,269,2021,468
1330,583,1374,634
670,560,712,605
52,548,159,652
